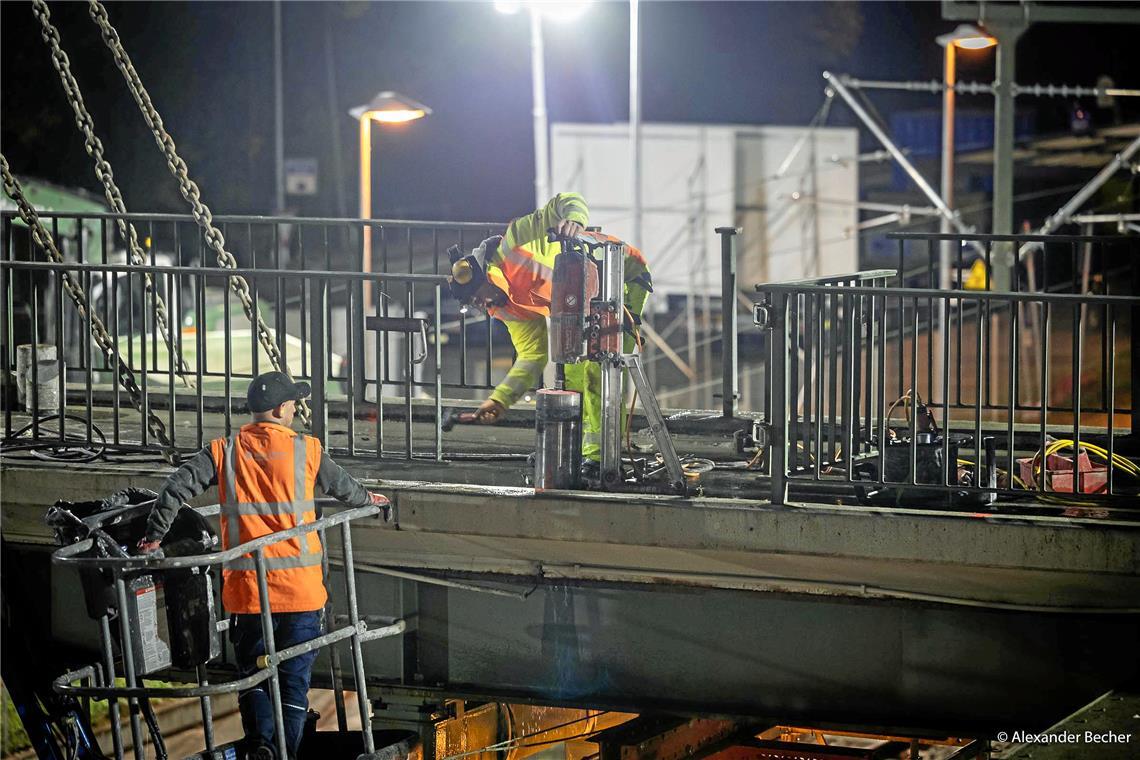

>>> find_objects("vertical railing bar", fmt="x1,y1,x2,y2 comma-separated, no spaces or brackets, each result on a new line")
830,289,842,468
768,291,789,505
877,291,887,483
405,231,414,459
434,283,443,461
956,239,963,407
148,221,158,375
275,224,287,369
0,247,10,438
375,287,384,459
843,291,857,482
138,269,150,448
927,241,935,402
941,295,951,486
1038,302,1050,492
381,226,391,384
347,282,357,456
111,264,121,445
248,223,259,378
166,272,176,448
896,239,904,407
253,549,290,760
909,297,919,486
864,287,874,455
1007,289,1018,488
458,234,468,387
196,274,205,449
99,218,110,372
55,265,66,445
814,294,825,479
803,293,814,472
1100,243,1109,413
223,276,233,437
484,311,493,389
1106,305,1116,495
300,226,308,379
31,284,40,442
983,239,992,406
788,294,800,473
973,293,983,487
1072,297,1082,494
84,270,94,445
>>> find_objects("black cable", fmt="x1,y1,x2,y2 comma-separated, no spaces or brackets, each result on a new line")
0,414,107,463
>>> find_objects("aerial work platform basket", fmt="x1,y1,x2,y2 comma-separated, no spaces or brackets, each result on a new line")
49,499,404,760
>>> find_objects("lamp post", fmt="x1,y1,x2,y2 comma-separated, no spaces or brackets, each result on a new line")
496,1,592,209
349,91,430,312
935,24,996,290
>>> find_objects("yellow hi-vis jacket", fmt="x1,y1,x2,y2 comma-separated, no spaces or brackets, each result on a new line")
486,193,652,408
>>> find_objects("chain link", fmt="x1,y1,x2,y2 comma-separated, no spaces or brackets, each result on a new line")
2,153,178,463
87,0,311,427
31,0,193,388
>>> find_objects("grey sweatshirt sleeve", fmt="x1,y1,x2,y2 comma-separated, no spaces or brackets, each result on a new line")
315,452,372,508
145,447,218,541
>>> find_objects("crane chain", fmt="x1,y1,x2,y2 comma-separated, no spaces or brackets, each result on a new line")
31,0,193,388
2,153,179,464
87,0,311,427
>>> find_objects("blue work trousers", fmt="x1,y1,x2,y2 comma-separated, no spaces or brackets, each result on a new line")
230,610,323,758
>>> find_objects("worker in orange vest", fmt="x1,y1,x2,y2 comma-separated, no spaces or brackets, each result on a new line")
447,193,653,462
138,372,389,760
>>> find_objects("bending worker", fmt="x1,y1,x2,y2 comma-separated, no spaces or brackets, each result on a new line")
138,372,389,760
447,193,652,462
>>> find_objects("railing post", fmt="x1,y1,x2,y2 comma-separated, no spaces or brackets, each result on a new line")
767,291,789,505
716,226,741,419
309,277,328,446
1132,260,1139,437
340,520,376,755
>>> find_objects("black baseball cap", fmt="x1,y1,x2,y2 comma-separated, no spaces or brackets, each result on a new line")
247,371,311,413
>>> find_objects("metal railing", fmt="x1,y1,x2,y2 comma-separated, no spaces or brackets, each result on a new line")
757,232,1139,509
1,211,517,460
51,501,399,760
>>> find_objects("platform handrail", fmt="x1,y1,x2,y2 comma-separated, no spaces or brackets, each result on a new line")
51,500,380,570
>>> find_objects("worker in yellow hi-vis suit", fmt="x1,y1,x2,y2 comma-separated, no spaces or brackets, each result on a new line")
447,193,653,462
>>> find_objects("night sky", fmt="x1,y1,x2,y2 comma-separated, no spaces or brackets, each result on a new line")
3,1,1138,223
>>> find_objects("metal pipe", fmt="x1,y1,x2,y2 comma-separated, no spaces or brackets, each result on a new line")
534,389,582,491
823,73,974,240
99,615,125,760
1019,135,1140,258
196,664,214,752
630,0,641,249
340,521,375,755
113,575,145,760
599,241,626,486
529,7,550,208
254,549,290,760
716,227,740,418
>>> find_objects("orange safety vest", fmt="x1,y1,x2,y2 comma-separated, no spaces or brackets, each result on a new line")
211,422,326,614
488,232,648,323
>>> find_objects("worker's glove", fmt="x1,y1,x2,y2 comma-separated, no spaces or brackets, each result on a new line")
474,398,507,425
622,310,642,336
369,492,392,522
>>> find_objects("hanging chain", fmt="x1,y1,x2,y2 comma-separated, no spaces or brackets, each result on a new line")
2,153,178,464
87,0,311,427
31,0,193,387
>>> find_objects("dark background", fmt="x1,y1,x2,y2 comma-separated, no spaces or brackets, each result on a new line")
3,1,1138,222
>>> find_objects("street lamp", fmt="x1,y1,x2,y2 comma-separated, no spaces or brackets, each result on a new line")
350,91,430,311
935,24,997,290
495,1,593,208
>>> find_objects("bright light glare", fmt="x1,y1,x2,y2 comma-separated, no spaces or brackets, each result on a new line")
954,35,997,50
365,109,427,124
495,0,592,21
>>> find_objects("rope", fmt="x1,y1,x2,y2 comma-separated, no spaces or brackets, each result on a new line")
31,0,193,388
1,153,178,463
86,0,310,427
